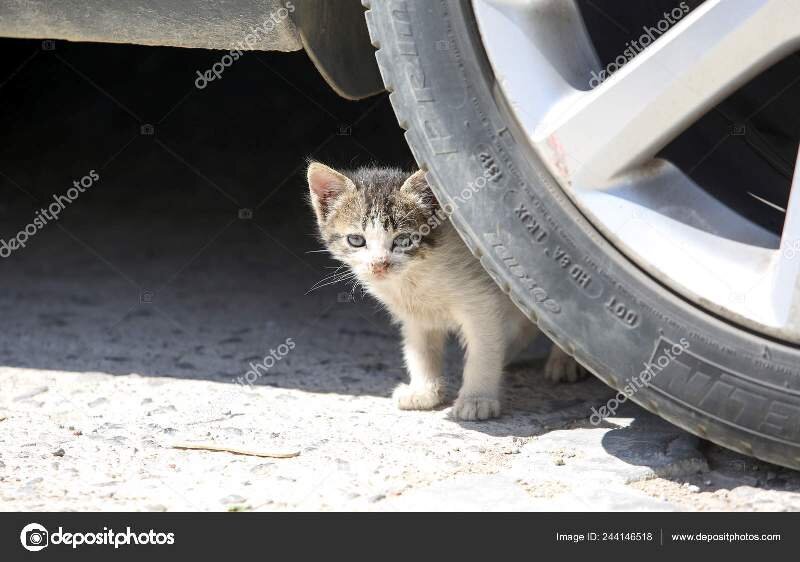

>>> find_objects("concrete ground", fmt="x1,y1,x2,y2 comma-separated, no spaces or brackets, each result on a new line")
2,210,800,511
1,37,800,512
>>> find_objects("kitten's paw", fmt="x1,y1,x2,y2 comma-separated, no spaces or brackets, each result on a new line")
450,396,501,421
544,348,587,383
392,383,443,410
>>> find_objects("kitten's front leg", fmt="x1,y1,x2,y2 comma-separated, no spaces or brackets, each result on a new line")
393,322,446,410
451,315,504,421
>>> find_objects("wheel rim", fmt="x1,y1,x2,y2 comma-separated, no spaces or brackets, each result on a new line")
472,0,800,343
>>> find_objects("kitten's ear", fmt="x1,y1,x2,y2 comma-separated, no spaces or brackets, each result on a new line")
307,162,354,223
401,169,438,210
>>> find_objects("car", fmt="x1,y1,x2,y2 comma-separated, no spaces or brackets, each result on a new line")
3,0,799,470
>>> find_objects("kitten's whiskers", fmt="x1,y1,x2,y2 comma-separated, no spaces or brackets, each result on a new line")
306,267,357,294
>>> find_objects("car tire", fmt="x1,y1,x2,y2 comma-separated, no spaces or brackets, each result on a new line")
364,0,800,468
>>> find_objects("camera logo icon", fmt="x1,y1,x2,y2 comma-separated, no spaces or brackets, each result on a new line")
20,523,49,552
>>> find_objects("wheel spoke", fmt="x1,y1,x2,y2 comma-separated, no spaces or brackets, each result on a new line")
472,0,601,131
536,0,800,186
773,147,800,331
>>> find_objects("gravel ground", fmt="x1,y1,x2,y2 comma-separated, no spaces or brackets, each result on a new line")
2,211,800,512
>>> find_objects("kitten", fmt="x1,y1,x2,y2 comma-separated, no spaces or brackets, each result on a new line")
307,162,584,420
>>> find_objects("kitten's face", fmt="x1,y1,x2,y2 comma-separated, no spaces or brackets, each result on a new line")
307,163,440,283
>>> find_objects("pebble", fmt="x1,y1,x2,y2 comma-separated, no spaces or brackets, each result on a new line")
250,463,274,475
220,494,247,505
13,387,49,401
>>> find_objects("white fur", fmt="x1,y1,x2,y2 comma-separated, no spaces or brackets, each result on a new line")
358,221,574,420
308,164,582,420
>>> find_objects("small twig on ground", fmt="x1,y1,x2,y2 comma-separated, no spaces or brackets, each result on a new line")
170,441,300,458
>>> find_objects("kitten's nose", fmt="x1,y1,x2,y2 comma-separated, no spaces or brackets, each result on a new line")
370,260,390,276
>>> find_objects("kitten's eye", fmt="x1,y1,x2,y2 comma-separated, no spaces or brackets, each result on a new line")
393,233,413,250
346,234,366,248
